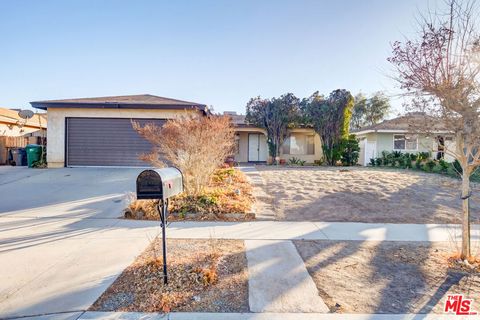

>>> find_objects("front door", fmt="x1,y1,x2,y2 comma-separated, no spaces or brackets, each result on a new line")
248,133,267,162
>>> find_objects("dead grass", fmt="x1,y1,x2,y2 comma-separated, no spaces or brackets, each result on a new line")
294,240,480,314
90,239,248,313
124,168,255,221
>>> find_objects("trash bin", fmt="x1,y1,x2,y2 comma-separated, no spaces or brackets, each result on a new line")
25,144,43,168
16,148,27,166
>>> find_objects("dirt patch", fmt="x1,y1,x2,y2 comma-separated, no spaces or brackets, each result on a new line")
257,166,480,223
90,239,249,312
294,240,480,314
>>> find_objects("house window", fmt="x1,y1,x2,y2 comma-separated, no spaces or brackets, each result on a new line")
393,134,417,150
282,134,315,155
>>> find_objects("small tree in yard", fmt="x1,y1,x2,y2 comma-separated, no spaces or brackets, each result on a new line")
245,93,300,163
388,0,480,259
351,92,391,130
133,115,235,196
302,89,354,165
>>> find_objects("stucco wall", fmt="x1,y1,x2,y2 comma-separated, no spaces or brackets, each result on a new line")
47,108,200,168
234,132,249,163
234,127,323,164
279,129,323,163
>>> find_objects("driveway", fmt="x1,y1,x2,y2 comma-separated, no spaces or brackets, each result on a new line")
255,166,480,223
0,167,159,319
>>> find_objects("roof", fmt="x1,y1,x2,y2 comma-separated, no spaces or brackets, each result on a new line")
30,94,207,112
353,113,448,135
223,111,259,128
0,107,47,129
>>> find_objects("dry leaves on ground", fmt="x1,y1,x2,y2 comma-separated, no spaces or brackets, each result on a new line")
90,239,249,313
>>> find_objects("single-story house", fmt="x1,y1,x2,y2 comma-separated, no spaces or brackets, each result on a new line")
353,113,455,166
226,112,323,164
31,94,207,168
0,107,47,165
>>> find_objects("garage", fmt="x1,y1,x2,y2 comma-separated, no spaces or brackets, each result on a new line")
66,118,165,167
31,94,207,168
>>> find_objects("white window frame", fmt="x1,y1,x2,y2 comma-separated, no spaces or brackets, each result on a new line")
393,134,418,151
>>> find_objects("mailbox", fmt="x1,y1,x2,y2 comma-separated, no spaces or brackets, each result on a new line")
135,167,183,285
136,167,183,200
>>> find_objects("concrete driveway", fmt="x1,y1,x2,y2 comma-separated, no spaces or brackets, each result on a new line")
0,167,160,319
0,166,141,219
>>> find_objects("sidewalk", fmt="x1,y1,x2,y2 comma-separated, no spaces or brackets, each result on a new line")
2,216,478,319
19,311,463,319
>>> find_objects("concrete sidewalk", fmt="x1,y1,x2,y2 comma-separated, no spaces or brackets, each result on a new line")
18,311,463,320
245,240,329,313
161,220,479,242
2,216,478,318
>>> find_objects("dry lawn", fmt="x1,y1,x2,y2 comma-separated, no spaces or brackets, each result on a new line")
90,239,248,313
294,240,480,314
257,166,480,223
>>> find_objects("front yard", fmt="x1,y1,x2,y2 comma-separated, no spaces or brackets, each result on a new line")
90,239,249,313
256,166,480,224
295,240,480,314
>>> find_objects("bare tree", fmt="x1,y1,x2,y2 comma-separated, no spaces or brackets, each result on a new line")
388,0,480,258
133,114,235,196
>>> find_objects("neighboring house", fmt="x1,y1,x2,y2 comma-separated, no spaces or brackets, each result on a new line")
353,113,454,166
226,112,323,164
0,107,47,165
31,95,206,168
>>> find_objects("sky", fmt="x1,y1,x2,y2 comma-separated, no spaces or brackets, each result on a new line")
0,0,435,115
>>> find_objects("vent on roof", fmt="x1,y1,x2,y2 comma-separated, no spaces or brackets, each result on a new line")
224,111,237,115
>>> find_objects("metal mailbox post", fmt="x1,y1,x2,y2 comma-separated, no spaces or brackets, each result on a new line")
136,167,184,284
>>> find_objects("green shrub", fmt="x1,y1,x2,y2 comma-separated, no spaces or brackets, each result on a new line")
424,160,436,172
288,157,306,166
375,158,382,166
415,159,422,169
438,159,449,173
397,157,406,168
418,152,431,161
340,135,360,166
392,151,403,158
369,158,376,166
410,153,418,161
453,159,463,174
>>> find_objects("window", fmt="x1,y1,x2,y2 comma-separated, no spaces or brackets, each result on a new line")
393,134,417,150
282,134,315,155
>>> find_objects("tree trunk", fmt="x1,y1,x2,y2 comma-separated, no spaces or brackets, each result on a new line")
461,172,471,259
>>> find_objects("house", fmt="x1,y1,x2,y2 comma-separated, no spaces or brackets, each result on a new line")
226,112,323,164
0,107,47,165
31,95,206,168
353,113,454,166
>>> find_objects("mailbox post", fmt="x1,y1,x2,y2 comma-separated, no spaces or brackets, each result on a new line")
136,167,183,284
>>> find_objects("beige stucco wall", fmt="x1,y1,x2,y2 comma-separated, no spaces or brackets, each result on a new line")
234,132,249,163
47,108,200,168
279,128,323,163
234,127,323,163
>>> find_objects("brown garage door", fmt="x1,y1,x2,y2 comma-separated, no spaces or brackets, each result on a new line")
66,117,165,167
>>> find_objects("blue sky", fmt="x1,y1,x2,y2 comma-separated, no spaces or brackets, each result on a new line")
0,0,432,114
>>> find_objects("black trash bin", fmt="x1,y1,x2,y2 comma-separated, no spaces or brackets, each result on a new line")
10,148,27,166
